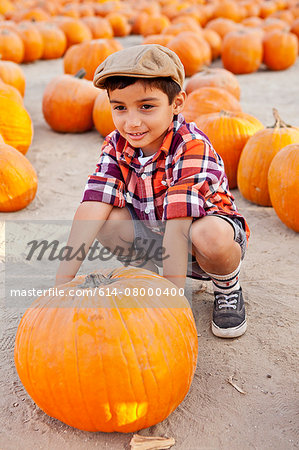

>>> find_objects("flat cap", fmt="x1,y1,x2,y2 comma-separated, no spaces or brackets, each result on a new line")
93,44,185,89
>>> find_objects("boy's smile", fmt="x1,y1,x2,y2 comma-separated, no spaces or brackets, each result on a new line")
109,81,186,156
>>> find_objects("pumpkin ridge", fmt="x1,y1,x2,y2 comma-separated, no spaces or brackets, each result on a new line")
114,304,150,430
73,296,99,431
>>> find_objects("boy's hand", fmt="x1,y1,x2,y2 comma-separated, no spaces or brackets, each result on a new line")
55,201,113,285
162,218,192,289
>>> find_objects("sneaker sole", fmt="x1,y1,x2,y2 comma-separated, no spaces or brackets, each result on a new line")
211,320,247,338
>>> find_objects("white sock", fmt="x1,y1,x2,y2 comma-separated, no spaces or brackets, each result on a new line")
206,263,241,294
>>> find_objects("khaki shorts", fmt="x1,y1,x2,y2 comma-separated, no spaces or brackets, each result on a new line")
127,205,247,280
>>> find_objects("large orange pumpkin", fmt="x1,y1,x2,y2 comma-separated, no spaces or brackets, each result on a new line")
37,23,67,60
194,111,264,189
0,97,33,154
268,144,299,232
92,90,115,137
42,70,99,133
182,86,242,122
14,267,198,433
237,109,299,206
0,142,38,212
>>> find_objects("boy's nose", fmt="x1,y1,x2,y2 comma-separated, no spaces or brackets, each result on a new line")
125,112,142,128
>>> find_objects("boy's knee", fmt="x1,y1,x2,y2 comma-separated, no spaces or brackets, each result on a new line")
97,206,134,245
190,216,234,258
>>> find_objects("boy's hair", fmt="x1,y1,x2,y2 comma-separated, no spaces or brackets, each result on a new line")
103,76,181,105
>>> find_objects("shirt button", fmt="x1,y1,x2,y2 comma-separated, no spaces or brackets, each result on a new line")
161,180,167,186
141,173,147,180
144,207,150,214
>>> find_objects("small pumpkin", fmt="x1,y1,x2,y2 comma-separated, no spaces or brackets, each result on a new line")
0,79,23,104
42,69,99,133
92,90,115,137
263,29,298,70
37,23,67,60
185,67,241,100
0,142,38,212
64,38,123,81
0,96,33,154
195,110,264,189
14,267,198,432
0,60,25,96
167,31,211,77
268,144,299,232
221,28,263,74
106,12,132,37
201,28,222,60
205,17,243,39
182,86,242,122
81,17,113,39
0,28,24,63
57,17,92,49
237,109,299,206
16,21,44,63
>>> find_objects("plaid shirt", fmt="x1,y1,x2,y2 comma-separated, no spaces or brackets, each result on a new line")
82,114,250,240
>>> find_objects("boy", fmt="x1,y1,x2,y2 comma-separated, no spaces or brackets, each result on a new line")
56,44,250,338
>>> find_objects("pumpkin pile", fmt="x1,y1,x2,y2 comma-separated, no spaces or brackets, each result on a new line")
0,60,37,212
0,0,298,72
14,267,198,432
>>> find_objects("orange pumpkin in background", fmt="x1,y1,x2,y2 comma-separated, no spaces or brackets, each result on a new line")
195,111,264,188
0,142,38,212
42,70,99,133
237,109,299,206
263,29,298,70
14,267,198,432
221,28,263,74
16,21,44,63
0,97,33,154
0,28,24,63
167,31,211,76
93,90,116,137
185,67,241,100
37,23,67,60
64,38,123,81
182,86,242,122
0,60,25,96
268,144,299,232
0,79,23,104
56,17,92,49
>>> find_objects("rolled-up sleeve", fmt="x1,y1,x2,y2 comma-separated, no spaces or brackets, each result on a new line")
163,139,225,220
81,136,126,207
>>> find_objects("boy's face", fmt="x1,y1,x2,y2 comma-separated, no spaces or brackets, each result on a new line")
109,81,186,156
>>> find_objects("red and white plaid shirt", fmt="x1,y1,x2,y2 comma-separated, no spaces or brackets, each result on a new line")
82,114,250,240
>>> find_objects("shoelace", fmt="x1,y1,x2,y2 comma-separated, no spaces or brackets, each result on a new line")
215,292,238,309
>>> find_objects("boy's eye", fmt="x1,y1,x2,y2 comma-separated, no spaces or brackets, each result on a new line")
141,104,154,110
113,105,126,111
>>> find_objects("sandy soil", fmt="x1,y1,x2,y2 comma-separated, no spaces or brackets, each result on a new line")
0,36,299,449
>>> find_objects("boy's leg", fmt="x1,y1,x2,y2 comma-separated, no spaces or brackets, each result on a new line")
96,206,159,273
190,215,247,338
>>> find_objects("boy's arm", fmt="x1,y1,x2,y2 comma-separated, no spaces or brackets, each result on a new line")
162,217,193,289
55,201,113,286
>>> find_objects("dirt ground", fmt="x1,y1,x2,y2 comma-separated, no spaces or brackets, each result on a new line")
0,36,298,449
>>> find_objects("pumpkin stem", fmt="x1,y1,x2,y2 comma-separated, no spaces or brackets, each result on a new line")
272,108,291,128
78,272,115,288
75,69,87,79
219,110,231,117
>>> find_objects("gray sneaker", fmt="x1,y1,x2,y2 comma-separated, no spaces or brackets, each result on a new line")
212,288,247,338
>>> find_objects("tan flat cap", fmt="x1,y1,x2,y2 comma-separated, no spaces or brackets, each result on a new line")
93,44,185,89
